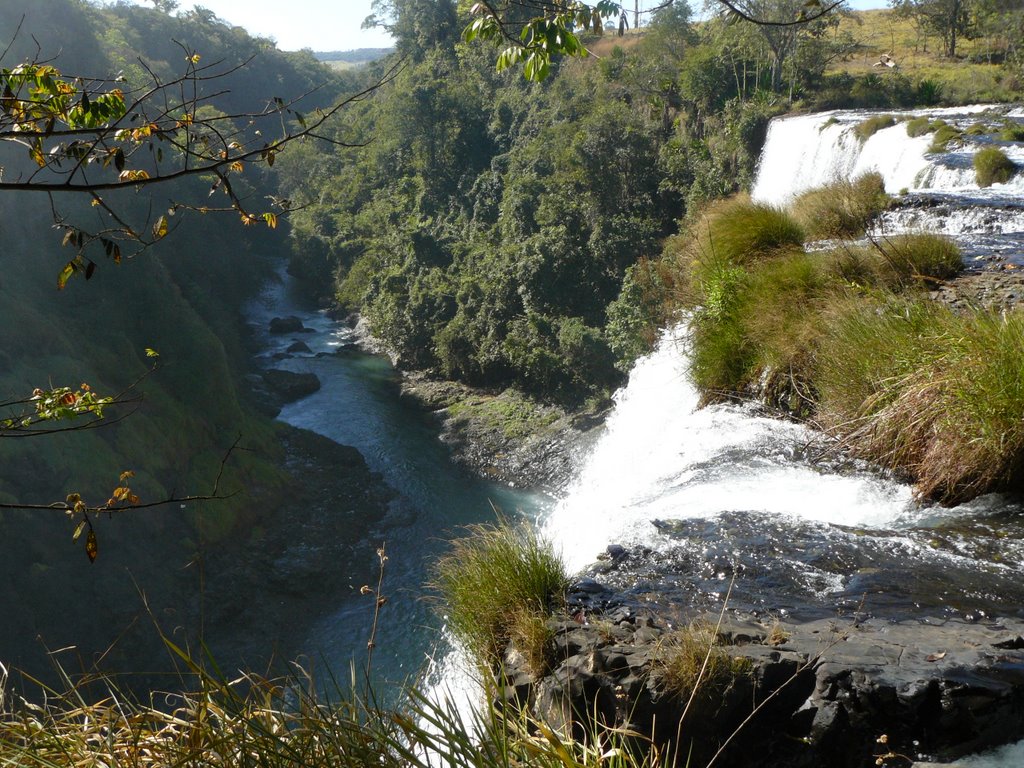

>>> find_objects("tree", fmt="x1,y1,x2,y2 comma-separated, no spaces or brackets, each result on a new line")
890,0,973,57
464,0,846,81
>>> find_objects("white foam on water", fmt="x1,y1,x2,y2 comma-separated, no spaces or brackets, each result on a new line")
543,324,917,574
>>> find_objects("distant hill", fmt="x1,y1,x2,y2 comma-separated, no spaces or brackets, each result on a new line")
314,48,393,69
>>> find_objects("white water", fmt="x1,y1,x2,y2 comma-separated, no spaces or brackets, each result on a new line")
544,325,917,575
536,105,1024,764
751,106,1024,207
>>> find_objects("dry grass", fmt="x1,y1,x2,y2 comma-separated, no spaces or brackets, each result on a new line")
654,624,751,709
829,9,1024,103
790,172,889,240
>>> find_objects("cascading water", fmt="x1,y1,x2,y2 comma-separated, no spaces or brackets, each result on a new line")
750,106,1024,265
538,105,1024,763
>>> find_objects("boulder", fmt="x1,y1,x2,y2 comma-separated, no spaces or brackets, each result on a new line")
269,316,305,334
261,369,321,403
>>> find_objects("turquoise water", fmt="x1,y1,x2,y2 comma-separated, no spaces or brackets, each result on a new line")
249,274,551,688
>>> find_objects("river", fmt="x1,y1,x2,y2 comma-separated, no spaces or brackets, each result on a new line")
252,105,1024,762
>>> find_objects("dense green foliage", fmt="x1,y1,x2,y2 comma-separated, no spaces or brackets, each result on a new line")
973,146,1017,186
282,4,789,403
0,0,363,681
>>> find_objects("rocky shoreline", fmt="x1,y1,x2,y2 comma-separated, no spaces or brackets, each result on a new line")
397,372,608,493
497,577,1024,768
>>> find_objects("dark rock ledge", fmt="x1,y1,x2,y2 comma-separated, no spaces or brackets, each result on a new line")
497,583,1024,768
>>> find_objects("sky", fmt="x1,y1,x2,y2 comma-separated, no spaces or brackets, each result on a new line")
121,0,888,53
140,1,396,52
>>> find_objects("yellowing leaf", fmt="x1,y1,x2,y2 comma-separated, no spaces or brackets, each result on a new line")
86,529,98,563
72,520,87,541
263,212,278,229
152,215,168,239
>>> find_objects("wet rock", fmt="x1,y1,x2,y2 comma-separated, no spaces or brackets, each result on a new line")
261,369,321,403
286,340,312,354
269,315,305,334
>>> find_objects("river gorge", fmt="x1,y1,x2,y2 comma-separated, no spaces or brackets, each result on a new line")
239,105,1024,765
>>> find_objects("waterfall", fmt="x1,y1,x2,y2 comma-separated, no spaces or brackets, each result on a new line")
543,325,917,575
750,106,1024,207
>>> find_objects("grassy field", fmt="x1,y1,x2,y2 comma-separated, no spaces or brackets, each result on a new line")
823,8,1021,103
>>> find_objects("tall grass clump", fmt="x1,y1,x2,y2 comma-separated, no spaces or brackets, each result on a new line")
789,172,889,240
689,196,805,269
928,124,962,153
998,122,1024,141
853,114,896,141
432,519,569,671
974,146,1017,187
684,200,808,401
816,300,1024,503
905,116,933,137
875,233,964,281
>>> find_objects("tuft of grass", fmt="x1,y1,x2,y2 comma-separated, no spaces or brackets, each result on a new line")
689,196,804,268
854,114,896,141
905,116,934,137
654,624,752,709
789,172,890,240
927,124,962,153
974,146,1017,187
815,300,1024,504
874,233,964,281
964,122,990,136
432,519,569,670
998,122,1024,141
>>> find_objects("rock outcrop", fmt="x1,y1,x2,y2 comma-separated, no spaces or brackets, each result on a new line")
497,579,1024,768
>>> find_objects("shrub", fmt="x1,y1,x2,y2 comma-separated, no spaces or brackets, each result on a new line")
927,124,962,153
905,116,933,137
974,146,1017,187
606,259,673,372
789,172,889,240
432,519,568,669
914,79,943,106
854,114,896,141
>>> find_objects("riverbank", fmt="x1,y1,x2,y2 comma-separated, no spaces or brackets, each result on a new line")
399,372,608,493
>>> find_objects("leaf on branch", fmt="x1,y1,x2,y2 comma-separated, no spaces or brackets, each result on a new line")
72,520,87,541
85,529,98,563
263,212,278,229
152,215,168,240
57,261,76,290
